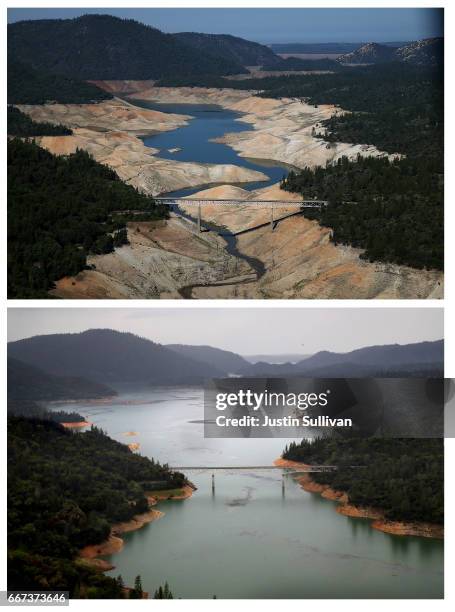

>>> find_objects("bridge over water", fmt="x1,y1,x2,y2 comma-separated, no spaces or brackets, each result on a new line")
171,465,337,472
154,197,327,233
169,464,339,494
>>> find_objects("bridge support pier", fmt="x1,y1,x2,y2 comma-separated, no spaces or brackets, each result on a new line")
211,473,215,495
198,203,201,233
270,205,274,231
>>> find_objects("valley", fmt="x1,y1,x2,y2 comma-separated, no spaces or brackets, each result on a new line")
7,311,445,599
17,84,443,299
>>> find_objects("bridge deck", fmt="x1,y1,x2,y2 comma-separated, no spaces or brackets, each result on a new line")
171,465,337,471
154,198,327,207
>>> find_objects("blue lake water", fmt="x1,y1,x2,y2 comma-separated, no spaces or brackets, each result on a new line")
133,100,295,197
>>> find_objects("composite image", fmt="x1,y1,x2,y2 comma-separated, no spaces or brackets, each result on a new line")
3,3,449,608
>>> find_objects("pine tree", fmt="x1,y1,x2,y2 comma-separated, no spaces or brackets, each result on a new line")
154,582,173,599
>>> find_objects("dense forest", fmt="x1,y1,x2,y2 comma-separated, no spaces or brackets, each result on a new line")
8,357,115,402
8,416,186,597
277,63,443,269
283,437,443,524
174,31,281,68
282,155,443,269
8,139,168,298
8,60,112,105
8,106,72,137
262,57,345,72
8,15,246,81
8,398,86,425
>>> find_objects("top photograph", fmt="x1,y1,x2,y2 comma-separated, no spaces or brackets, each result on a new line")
7,7,444,299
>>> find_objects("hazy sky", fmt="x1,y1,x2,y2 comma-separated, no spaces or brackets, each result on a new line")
7,308,443,355
7,8,443,44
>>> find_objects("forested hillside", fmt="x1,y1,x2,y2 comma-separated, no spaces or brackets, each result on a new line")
283,156,442,270
174,32,281,67
239,339,444,377
8,416,186,596
262,57,345,72
279,63,443,270
8,60,112,104
8,139,168,298
7,329,225,383
8,357,115,401
8,15,246,80
7,106,72,137
8,398,86,425
283,437,443,524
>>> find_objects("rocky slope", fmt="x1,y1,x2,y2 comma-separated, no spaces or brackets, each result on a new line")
183,184,443,299
50,216,253,299
338,38,443,67
395,37,443,67
52,181,443,300
17,85,442,299
123,84,392,168
337,42,397,65
20,98,267,194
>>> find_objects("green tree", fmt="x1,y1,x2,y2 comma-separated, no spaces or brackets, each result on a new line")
154,582,173,599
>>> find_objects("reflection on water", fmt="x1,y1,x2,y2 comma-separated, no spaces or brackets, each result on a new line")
50,386,444,599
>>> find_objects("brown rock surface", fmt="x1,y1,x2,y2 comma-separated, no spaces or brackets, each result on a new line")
123,85,393,169
187,184,443,299
51,217,253,299
19,98,268,195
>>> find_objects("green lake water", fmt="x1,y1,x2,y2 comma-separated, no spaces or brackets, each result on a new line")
53,386,444,599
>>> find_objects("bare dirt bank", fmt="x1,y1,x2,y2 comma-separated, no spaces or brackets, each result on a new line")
50,182,443,300
186,184,443,299
147,484,195,503
61,421,92,429
19,98,267,195
121,84,393,169
18,87,442,299
50,216,253,299
78,485,195,571
274,458,443,539
49,180,442,300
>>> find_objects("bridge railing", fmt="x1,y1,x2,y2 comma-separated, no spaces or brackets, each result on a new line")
154,198,327,208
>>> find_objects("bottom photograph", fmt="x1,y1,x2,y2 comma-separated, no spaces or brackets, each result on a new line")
7,307,444,599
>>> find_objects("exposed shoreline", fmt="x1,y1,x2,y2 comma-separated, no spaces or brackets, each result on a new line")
61,420,92,429
274,458,443,539
78,484,195,572
18,87,443,299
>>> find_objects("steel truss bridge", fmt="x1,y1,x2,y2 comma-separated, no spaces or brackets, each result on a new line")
153,197,327,233
170,465,336,472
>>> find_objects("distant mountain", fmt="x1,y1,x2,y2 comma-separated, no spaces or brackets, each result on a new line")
7,14,246,81
174,32,281,67
337,38,443,66
269,42,407,55
166,344,249,374
337,42,397,65
7,357,115,401
237,340,444,377
7,329,224,385
396,37,443,67
8,60,112,104
244,353,310,364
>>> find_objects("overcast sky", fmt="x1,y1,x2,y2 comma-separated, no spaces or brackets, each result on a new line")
7,308,443,355
7,8,443,44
